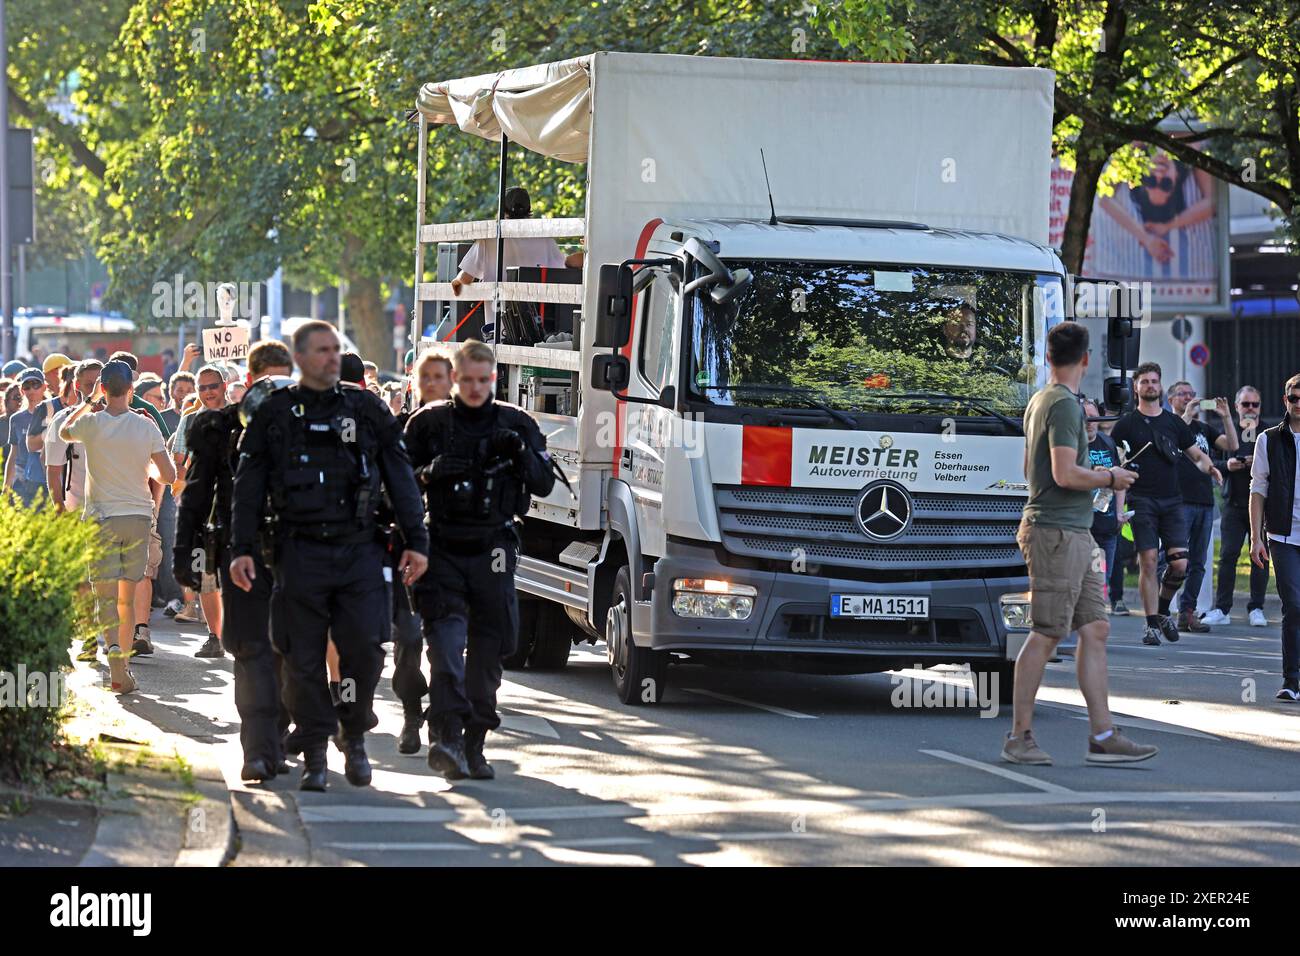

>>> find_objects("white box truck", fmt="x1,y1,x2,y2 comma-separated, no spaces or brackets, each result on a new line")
410,53,1071,705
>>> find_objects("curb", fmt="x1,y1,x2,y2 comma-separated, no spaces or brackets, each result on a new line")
64,664,236,867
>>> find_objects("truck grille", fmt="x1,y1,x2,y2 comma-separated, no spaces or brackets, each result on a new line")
715,485,1024,570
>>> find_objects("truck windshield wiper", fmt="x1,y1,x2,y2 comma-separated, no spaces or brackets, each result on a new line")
700,384,859,429
881,391,1024,435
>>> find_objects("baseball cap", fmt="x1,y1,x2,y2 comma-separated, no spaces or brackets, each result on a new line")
42,352,74,375
3,359,26,377
100,360,134,392
404,349,415,369
18,367,46,387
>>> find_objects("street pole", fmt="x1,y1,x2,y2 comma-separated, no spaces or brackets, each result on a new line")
0,0,12,363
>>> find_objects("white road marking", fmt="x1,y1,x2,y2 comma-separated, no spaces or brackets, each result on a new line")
920,749,1075,794
297,790,1300,826
682,688,817,719
1005,819,1300,832
1034,701,1218,740
498,714,560,739
324,836,653,851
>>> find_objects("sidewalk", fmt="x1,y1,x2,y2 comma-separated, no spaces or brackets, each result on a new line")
0,639,234,867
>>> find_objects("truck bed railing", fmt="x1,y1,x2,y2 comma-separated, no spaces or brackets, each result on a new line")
417,216,585,245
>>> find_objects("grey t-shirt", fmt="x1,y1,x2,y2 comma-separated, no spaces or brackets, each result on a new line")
1022,383,1093,531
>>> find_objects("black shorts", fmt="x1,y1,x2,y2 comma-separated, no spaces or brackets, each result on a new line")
1128,495,1189,554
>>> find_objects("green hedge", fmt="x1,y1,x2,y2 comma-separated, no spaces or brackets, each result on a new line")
0,494,103,784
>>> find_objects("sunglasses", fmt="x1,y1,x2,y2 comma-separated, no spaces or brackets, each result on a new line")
1240,401,1260,408
1141,174,1176,191
1288,394,1300,405
198,382,224,392
21,381,43,390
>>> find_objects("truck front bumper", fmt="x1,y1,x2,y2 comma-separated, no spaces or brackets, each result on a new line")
647,540,1029,664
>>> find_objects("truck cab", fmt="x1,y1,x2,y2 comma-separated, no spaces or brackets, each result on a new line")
573,216,1064,701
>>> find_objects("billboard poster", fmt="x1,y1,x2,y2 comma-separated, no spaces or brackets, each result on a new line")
1051,147,1231,314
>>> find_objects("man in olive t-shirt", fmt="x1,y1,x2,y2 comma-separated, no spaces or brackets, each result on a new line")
1002,322,1154,768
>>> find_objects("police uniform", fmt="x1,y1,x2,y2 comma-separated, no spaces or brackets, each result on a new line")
174,393,290,783
383,407,430,753
231,383,428,791
404,394,555,779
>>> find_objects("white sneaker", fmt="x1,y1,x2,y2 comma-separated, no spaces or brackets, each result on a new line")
1250,609,1268,627
1199,608,1231,626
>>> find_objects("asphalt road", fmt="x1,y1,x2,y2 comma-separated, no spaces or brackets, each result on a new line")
112,596,1300,867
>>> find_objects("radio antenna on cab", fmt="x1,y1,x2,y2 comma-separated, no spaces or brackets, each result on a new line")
760,148,778,226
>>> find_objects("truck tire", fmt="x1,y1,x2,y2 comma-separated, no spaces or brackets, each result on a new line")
607,565,668,705
529,603,573,670
503,599,538,670
973,661,1015,706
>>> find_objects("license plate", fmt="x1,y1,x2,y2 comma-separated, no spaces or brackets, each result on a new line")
830,594,930,620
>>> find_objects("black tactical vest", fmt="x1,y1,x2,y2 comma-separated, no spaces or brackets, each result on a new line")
267,388,381,537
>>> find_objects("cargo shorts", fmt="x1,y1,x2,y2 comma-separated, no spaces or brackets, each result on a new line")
1016,522,1108,639
91,514,152,583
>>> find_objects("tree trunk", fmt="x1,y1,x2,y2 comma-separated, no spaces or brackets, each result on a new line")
1059,124,1110,276
340,234,391,370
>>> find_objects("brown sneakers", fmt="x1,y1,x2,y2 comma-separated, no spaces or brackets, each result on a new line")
1001,730,1053,765
1176,610,1209,633
1086,728,1157,764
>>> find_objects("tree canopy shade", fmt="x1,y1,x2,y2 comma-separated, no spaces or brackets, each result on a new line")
6,0,1292,365
817,0,1300,271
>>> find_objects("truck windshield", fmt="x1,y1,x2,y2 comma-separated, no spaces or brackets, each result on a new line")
689,261,1063,417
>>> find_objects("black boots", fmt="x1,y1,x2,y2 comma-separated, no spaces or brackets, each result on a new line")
241,757,276,783
340,734,372,787
300,746,328,792
464,727,494,780
398,711,423,755
427,721,469,780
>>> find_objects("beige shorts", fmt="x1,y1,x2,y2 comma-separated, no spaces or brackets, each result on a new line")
200,572,219,595
92,514,153,583
1016,522,1108,639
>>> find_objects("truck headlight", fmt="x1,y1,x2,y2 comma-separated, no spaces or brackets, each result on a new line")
1000,592,1033,630
671,578,757,620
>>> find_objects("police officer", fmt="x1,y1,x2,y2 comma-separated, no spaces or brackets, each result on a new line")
230,321,429,792
174,340,295,783
387,350,456,754
405,339,555,780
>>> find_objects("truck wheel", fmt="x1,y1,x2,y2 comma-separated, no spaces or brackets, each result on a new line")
607,565,668,705
503,599,538,670
973,661,1015,706
529,603,573,670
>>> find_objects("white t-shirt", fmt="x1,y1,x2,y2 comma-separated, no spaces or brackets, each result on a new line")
64,407,166,519
44,403,87,507
459,237,567,323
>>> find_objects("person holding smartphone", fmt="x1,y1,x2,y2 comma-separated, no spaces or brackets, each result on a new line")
1204,387,1271,627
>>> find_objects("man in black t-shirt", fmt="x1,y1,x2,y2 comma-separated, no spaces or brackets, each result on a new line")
1111,363,1222,646
1166,382,1236,632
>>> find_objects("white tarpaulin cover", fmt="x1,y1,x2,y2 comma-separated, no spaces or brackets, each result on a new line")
418,56,592,162
418,52,1053,244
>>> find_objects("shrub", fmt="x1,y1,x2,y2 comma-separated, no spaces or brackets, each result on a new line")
0,494,103,785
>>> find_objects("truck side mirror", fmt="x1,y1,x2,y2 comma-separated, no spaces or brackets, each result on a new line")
590,353,630,392
1107,314,1142,370
1105,376,1130,412
594,264,633,348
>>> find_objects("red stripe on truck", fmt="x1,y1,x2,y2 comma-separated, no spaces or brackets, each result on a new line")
741,426,793,486
612,217,664,480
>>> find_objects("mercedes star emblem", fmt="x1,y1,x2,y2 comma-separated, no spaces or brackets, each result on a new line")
855,480,913,541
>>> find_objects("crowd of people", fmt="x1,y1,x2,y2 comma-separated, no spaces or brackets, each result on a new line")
1005,324,1300,768
1,323,555,791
